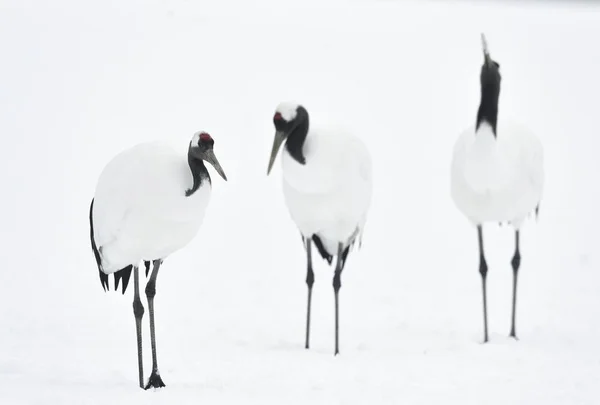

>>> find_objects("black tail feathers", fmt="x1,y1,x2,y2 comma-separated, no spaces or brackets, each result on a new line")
89,198,136,295
310,234,352,269
114,266,133,294
312,234,333,265
89,199,109,291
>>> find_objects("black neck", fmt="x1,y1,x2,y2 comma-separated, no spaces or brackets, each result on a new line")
476,81,500,136
186,154,211,197
285,107,309,165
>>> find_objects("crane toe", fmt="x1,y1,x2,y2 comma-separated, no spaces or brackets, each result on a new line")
144,371,166,390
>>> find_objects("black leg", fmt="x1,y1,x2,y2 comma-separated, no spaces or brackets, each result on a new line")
333,243,344,356
144,259,166,390
477,225,489,343
132,266,145,389
510,230,521,339
305,238,315,350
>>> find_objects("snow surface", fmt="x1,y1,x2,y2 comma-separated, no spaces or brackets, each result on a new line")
2,0,600,404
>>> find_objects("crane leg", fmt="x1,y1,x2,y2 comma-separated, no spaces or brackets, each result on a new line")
132,266,145,389
333,243,345,356
144,259,166,389
478,225,489,343
510,231,521,340
305,238,314,349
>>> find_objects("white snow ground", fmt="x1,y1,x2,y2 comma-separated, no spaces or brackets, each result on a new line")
1,0,600,403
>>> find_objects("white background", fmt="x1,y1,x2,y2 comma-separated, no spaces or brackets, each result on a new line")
1,0,599,403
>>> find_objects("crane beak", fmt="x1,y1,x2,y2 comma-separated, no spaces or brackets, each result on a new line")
267,131,286,175
481,33,492,66
203,149,228,181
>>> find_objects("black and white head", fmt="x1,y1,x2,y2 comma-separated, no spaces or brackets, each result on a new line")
477,34,502,133
267,102,309,174
188,131,227,181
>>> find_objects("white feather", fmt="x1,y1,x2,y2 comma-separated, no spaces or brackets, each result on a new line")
276,102,299,122
191,131,202,146
280,126,373,255
92,141,212,273
451,120,544,229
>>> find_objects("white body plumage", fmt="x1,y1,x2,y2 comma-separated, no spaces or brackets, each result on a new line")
280,126,373,256
92,141,212,274
451,120,544,229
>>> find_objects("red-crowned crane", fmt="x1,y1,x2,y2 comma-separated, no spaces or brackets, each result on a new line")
89,131,227,389
267,103,373,355
451,35,544,342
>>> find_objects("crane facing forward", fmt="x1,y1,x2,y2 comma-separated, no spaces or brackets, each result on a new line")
451,35,544,342
267,102,373,355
